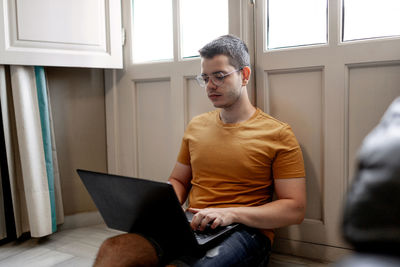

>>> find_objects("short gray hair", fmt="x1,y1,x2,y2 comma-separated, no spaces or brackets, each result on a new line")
199,35,250,69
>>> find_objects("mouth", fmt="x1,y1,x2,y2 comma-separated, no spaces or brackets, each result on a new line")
208,93,222,99
208,94,221,101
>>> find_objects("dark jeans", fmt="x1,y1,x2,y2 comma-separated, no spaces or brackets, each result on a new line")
167,227,271,267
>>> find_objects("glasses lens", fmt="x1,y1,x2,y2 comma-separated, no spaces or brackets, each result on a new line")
210,77,223,86
195,75,206,87
195,72,229,87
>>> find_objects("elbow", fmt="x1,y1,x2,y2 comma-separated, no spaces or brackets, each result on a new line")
294,214,305,225
293,204,306,225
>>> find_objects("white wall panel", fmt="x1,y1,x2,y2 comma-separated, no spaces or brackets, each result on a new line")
136,80,175,182
268,69,324,221
348,64,400,184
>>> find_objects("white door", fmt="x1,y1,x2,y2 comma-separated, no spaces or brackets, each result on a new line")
255,0,400,261
106,0,252,181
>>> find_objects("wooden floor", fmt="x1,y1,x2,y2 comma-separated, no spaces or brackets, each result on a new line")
0,224,331,266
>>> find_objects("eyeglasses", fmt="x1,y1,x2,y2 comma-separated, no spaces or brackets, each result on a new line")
195,68,243,87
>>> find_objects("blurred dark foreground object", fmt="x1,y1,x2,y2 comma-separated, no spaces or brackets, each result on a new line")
335,97,400,267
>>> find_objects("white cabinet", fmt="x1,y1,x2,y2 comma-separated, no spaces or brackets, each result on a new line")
0,0,122,68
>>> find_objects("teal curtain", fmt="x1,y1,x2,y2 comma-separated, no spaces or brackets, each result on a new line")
34,66,57,233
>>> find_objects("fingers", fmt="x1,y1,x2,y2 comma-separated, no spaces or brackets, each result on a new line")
190,212,210,231
211,217,223,229
188,208,234,231
199,214,215,231
190,211,222,231
187,208,204,230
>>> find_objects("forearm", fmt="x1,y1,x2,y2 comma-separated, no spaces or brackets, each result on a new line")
230,199,305,229
188,199,305,231
230,177,307,229
189,178,306,231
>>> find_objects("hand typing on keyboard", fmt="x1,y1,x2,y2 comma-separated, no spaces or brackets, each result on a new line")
187,207,236,231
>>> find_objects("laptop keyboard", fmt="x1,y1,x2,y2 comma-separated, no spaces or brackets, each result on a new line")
186,211,237,242
194,226,225,241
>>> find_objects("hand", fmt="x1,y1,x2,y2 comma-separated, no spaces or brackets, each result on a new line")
187,207,236,231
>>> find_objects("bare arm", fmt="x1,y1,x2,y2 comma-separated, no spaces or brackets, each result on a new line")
189,177,306,231
168,162,192,205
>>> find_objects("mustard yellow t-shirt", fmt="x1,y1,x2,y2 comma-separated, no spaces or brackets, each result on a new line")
177,108,305,242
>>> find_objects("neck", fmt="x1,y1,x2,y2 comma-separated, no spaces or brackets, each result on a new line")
219,87,256,124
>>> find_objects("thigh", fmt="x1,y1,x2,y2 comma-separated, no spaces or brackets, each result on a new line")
171,227,271,267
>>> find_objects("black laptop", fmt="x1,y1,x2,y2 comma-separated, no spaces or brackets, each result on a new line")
76,169,239,256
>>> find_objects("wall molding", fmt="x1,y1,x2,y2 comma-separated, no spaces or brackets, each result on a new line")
273,238,353,263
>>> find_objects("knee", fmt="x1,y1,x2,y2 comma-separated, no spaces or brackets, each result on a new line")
97,234,123,257
95,233,159,267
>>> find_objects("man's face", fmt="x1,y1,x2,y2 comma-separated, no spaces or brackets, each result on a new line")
200,55,243,109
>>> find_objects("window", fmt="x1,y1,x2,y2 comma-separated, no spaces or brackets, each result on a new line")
132,0,174,63
342,0,400,42
180,0,228,58
132,0,229,62
266,0,327,50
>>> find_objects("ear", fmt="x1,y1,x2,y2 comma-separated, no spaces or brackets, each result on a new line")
241,66,251,86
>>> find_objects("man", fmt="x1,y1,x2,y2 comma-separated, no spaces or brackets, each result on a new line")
94,35,306,267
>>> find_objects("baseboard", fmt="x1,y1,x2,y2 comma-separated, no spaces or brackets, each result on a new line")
58,211,104,231
272,238,353,263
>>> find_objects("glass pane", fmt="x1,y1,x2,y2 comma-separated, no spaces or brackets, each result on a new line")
180,0,228,58
267,0,327,50
132,0,173,63
343,0,400,42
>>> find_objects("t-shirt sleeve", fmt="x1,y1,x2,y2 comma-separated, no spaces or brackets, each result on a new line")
273,125,306,179
177,137,191,165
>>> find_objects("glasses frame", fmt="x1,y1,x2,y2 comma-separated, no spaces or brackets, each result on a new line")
195,67,243,87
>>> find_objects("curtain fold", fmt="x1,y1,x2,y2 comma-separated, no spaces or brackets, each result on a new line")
0,169,6,240
0,65,20,238
0,65,64,239
0,66,7,240
46,81,64,226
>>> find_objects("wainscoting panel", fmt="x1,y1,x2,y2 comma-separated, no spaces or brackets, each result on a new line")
135,80,176,182
267,68,324,222
347,63,400,184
